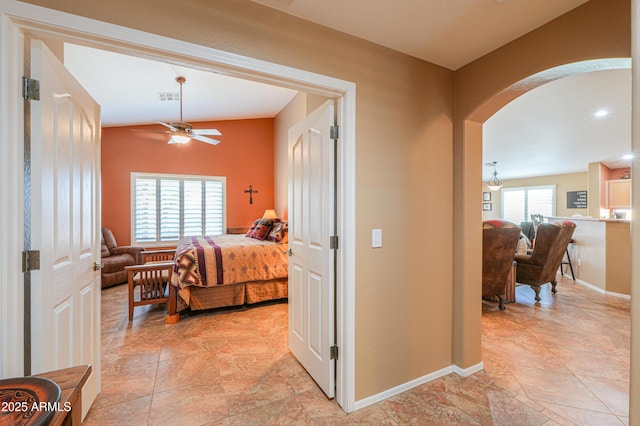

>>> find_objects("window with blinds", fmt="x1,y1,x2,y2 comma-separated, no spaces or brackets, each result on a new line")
502,185,555,224
131,173,226,245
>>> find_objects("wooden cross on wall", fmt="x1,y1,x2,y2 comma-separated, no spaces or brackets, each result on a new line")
244,185,258,204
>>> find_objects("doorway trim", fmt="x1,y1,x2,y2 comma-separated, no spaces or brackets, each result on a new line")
0,0,357,412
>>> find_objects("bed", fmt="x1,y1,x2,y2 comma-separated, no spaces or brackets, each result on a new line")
167,221,289,317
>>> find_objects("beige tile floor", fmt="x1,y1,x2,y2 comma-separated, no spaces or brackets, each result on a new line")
85,276,630,425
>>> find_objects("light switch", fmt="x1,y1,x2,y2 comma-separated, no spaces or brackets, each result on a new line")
372,229,382,248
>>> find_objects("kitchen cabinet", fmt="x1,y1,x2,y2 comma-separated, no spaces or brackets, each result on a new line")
606,179,631,209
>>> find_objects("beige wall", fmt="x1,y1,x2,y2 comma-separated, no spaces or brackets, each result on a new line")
23,0,455,400
482,172,589,221
588,162,604,218
453,0,630,370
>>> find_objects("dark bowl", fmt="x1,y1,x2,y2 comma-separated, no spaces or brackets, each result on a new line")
0,377,62,426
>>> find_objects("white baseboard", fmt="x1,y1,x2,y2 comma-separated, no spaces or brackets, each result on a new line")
353,362,484,411
573,278,631,299
453,361,485,377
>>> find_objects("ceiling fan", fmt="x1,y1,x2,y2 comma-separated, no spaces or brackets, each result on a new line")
132,76,222,145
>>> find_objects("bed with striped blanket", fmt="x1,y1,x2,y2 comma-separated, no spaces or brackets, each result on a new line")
169,234,288,312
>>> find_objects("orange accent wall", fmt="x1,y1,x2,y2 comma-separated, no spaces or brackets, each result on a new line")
101,118,275,245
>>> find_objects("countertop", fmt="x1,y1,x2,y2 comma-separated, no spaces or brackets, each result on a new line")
546,216,630,223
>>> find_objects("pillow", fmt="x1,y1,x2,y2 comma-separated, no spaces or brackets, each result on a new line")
246,218,277,240
245,219,261,237
268,221,288,244
516,237,529,255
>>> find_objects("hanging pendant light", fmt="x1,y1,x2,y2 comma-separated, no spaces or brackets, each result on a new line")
486,161,503,191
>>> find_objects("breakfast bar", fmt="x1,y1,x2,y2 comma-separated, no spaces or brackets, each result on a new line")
547,216,630,296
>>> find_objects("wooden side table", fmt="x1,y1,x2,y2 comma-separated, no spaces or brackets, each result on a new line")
126,261,174,321
32,364,92,425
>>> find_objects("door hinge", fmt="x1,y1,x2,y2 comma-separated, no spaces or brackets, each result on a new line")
22,250,41,272
329,235,339,250
330,345,339,360
330,125,339,140
22,77,40,101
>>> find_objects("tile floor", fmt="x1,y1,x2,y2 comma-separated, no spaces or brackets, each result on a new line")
85,276,630,425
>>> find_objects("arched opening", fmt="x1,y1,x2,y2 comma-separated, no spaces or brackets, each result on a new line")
452,0,631,375
461,58,632,420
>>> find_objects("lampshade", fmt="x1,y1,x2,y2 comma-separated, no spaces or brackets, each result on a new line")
486,161,503,191
263,209,278,219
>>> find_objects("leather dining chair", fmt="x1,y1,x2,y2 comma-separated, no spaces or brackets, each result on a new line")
514,220,576,302
482,220,521,310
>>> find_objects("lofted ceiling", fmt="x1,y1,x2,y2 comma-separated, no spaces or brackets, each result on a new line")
63,0,630,180
483,67,632,181
63,44,299,128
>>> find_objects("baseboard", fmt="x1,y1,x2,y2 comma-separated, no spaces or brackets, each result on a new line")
453,361,485,377
574,278,631,299
352,362,484,411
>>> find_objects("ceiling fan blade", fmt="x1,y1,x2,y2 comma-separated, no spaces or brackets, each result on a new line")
129,129,172,134
193,134,221,145
128,131,172,142
192,129,222,136
153,120,178,131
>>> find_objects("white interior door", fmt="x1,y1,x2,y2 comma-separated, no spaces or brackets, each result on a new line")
29,39,101,419
288,100,336,397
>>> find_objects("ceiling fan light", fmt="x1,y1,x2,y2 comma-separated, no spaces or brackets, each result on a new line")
171,134,191,144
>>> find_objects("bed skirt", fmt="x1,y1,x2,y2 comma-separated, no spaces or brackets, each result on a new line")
176,278,288,312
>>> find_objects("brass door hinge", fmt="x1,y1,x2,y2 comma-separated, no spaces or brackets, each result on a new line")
22,250,41,272
330,345,339,360
22,77,40,101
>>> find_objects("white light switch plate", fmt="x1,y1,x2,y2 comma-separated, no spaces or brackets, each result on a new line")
372,229,382,248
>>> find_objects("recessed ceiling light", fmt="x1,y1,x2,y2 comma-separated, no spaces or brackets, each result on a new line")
623,154,634,160
595,109,609,117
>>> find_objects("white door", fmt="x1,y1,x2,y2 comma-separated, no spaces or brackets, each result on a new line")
29,39,101,419
288,100,336,397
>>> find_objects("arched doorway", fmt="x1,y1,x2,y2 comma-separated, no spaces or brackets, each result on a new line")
475,60,632,421
451,0,631,376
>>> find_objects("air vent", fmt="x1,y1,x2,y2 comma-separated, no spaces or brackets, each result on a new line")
158,92,180,101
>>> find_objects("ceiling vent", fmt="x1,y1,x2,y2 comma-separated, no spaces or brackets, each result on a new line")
158,92,179,101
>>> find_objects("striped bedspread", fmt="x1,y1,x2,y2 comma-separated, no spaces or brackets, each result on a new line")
171,234,288,289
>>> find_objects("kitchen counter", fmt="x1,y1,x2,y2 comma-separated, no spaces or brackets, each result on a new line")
547,216,630,223
546,216,630,295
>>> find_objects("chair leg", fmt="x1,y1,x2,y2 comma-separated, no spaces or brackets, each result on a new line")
551,280,557,294
498,295,505,310
128,270,135,321
531,285,541,302
565,248,575,281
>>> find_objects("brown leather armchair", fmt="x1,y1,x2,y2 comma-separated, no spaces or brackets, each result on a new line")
482,220,521,310
514,221,576,301
101,227,144,289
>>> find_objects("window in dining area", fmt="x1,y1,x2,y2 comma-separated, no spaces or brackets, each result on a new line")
502,185,555,224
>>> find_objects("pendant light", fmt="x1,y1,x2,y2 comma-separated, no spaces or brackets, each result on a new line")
486,161,503,191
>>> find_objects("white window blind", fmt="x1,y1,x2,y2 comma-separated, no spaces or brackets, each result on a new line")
132,173,226,245
502,185,555,224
